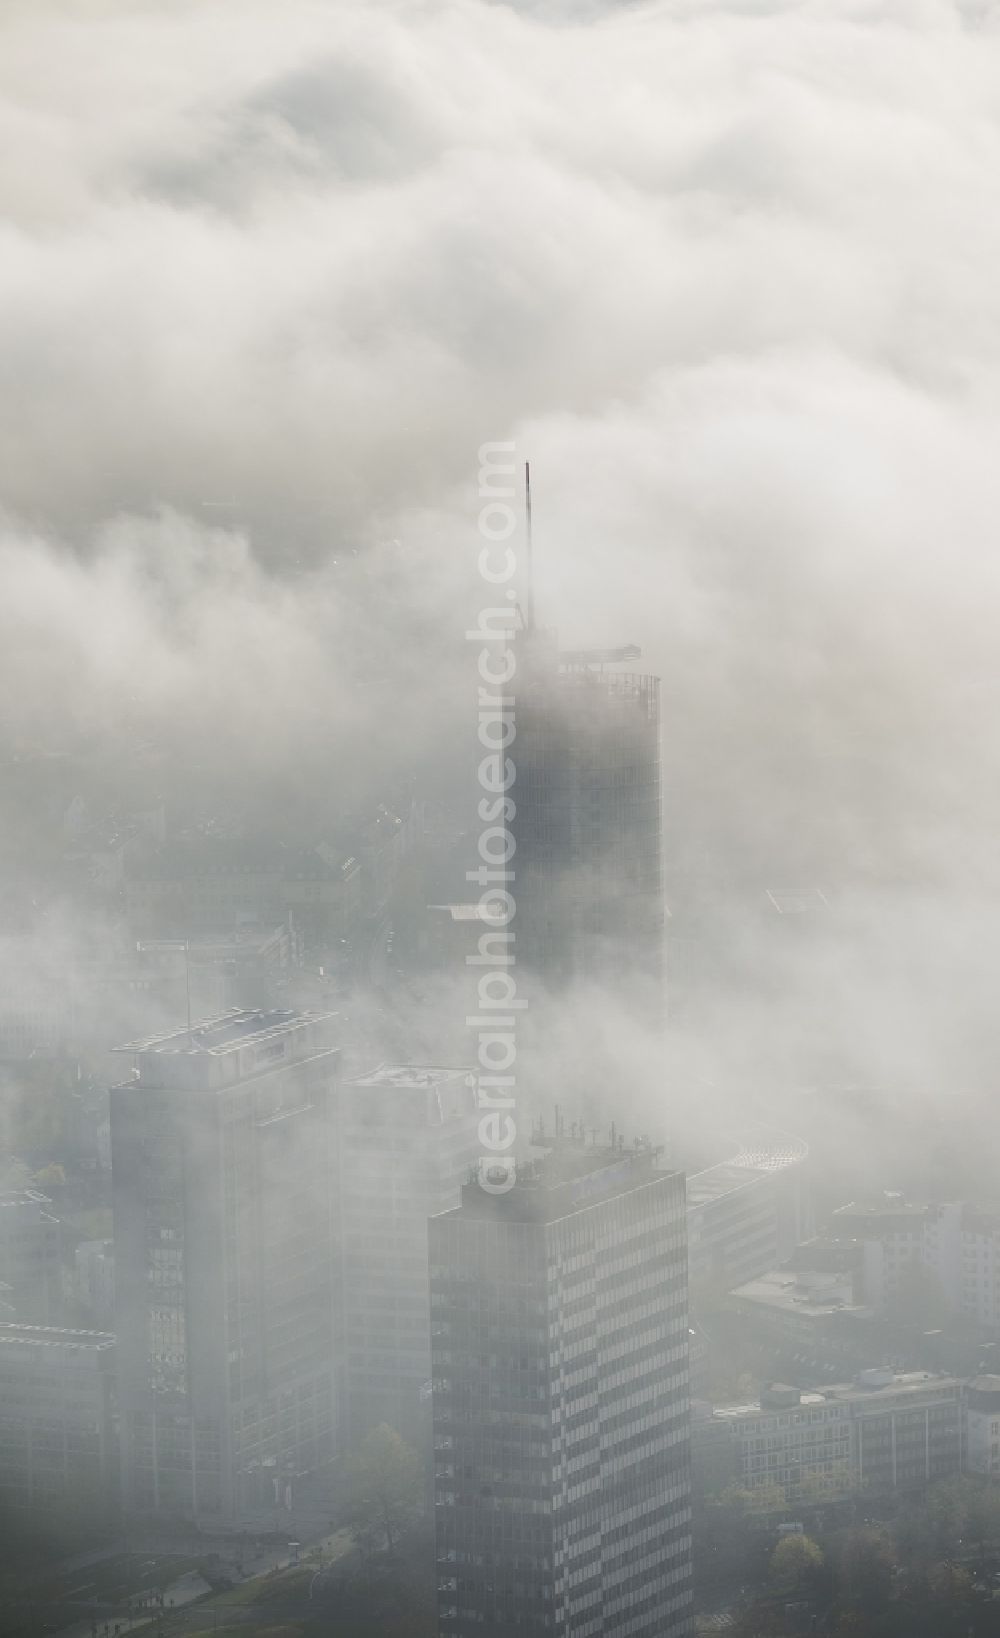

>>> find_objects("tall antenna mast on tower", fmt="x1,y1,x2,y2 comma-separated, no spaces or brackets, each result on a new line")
523,460,535,632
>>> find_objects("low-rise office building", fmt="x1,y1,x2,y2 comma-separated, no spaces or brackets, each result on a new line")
694,1370,965,1505
687,1133,809,1294
0,1189,65,1324
833,1197,1000,1335
0,1324,117,1521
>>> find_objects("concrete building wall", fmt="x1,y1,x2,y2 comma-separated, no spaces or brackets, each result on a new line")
112,1010,340,1525
0,1190,64,1325
966,1378,1000,1478
337,1064,480,1444
0,1324,117,1521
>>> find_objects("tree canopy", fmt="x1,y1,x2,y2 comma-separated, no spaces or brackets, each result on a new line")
345,1425,421,1557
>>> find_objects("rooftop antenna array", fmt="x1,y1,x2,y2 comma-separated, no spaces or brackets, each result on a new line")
184,937,193,1042
523,460,535,633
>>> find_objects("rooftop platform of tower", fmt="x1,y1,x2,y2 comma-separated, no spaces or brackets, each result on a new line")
112,1007,340,1090
549,667,660,711
344,1063,479,1128
0,1322,115,1356
687,1129,809,1207
764,888,831,915
557,643,642,669
450,1139,681,1225
349,1063,477,1092
686,1161,773,1209
426,903,506,925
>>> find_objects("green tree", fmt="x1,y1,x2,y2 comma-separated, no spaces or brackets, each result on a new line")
893,1500,935,1569
798,1459,858,1506
769,1532,824,1592
830,1614,865,1636
718,1479,790,1516
345,1425,421,1556
961,1475,1000,1561
836,1526,896,1612
923,1472,1000,1565
926,1475,967,1556
927,1560,973,1602
31,1160,66,1190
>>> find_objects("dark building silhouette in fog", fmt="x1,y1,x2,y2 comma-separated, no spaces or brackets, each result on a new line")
111,1009,339,1524
513,634,664,1000
429,1143,693,1636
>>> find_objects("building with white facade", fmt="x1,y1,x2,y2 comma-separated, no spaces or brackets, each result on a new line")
112,1009,341,1524
833,1198,1000,1334
687,1132,809,1294
695,1370,965,1505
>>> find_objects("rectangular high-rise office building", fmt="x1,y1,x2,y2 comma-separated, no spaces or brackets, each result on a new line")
513,637,665,1002
338,1063,480,1444
429,1145,693,1637
111,1009,339,1524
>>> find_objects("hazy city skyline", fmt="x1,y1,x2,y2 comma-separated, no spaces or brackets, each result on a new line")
3,3,1000,1635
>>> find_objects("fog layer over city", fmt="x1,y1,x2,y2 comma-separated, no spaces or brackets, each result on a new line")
3,0,1000,1191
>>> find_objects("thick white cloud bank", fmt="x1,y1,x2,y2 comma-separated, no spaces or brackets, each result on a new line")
2,0,998,547
3,0,1000,1170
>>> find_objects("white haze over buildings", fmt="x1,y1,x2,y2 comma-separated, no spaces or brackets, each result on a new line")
2,0,1000,1186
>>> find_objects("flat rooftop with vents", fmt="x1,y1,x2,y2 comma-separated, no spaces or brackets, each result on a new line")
350,1063,475,1091
112,1008,339,1090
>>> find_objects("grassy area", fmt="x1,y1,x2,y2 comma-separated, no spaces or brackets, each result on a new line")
170,1573,315,1638
207,1568,314,1610
62,1204,114,1242
185,1629,304,1638
51,1553,201,1604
